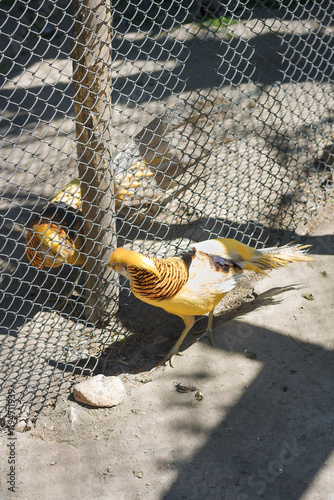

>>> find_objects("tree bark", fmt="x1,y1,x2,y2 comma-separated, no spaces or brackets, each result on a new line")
72,0,116,325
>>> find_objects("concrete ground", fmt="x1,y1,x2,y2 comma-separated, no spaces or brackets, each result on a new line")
0,205,333,500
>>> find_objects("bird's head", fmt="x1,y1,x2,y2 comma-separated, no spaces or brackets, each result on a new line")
25,223,73,269
107,248,161,280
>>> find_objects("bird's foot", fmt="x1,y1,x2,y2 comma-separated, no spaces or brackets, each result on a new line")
158,348,183,368
194,327,215,346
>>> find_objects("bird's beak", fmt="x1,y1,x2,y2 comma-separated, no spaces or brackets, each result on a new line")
106,260,115,270
106,261,119,273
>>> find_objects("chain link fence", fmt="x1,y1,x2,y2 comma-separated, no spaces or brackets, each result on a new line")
1,0,333,421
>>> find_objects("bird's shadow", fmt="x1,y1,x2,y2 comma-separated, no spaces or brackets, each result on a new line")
79,283,306,377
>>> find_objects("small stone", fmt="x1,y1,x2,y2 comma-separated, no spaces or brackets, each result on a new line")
195,390,204,401
302,293,315,301
244,349,257,359
133,470,144,478
73,375,126,407
15,420,28,433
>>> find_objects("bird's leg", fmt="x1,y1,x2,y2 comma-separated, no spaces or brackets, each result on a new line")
158,316,195,368
195,310,215,346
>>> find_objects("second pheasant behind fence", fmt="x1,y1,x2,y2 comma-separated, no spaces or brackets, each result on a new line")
25,178,85,269
108,238,314,366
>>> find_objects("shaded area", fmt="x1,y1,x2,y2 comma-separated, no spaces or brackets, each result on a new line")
162,327,334,500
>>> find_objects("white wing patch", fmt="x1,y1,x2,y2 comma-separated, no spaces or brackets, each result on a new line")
216,275,242,295
193,239,225,255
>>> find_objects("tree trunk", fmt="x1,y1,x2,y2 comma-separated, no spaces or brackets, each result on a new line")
72,0,116,325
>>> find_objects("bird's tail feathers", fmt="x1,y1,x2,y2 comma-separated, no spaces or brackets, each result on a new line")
244,244,313,273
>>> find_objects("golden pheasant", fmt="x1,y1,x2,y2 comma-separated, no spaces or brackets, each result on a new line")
25,178,85,269
25,160,157,269
108,238,314,366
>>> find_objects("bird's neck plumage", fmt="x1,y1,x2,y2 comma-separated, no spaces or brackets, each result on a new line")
129,250,194,302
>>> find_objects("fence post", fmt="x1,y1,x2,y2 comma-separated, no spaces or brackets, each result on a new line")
72,0,116,325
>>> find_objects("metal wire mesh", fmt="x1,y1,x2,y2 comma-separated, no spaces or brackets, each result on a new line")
1,0,333,421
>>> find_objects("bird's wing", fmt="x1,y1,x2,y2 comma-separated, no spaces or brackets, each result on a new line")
157,249,242,318
206,272,241,295
193,238,256,268
187,249,242,295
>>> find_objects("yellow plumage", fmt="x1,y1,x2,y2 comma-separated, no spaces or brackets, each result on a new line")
25,178,85,269
25,158,158,270
108,238,314,366
49,177,82,209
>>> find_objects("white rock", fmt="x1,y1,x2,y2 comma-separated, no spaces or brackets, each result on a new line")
15,419,32,433
73,375,126,407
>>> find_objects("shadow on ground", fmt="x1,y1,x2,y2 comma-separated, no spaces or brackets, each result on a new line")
162,324,334,499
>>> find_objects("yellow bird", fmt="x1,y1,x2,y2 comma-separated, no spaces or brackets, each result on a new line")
25,178,85,269
25,161,155,270
108,238,314,366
